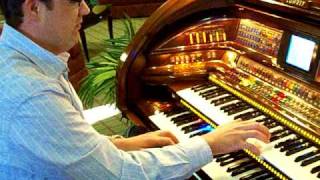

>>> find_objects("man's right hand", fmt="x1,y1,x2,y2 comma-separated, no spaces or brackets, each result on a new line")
202,120,271,156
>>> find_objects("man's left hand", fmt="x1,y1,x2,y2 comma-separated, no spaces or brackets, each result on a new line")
111,130,179,151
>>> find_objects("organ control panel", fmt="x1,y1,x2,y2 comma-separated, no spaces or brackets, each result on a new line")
117,0,320,179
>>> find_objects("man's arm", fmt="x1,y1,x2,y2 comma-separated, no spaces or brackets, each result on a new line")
11,86,212,179
111,120,270,155
111,119,270,155
110,130,179,151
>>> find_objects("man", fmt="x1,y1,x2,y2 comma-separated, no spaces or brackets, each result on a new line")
0,0,270,179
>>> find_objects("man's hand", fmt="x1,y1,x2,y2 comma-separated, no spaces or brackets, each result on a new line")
112,130,179,151
202,120,271,156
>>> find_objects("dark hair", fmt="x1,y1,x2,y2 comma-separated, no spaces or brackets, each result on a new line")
0,0,52,28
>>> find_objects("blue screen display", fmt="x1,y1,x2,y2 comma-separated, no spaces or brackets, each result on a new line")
286,35,316,72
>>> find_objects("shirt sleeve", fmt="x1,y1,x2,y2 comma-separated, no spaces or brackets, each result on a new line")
11,86,213,180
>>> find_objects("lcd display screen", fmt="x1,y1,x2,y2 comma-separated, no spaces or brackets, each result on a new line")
286,35,316,72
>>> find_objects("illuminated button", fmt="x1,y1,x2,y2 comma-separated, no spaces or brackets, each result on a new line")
202,32,207,43
277,92,286,98
196,32,200,44
209,34,213,42
223,32,227,41
215,31,220,42
189,33,194,45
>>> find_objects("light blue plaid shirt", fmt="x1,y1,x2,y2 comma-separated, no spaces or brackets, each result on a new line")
0,23,213,180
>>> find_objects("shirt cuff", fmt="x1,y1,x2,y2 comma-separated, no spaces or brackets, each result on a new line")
177,136,213,171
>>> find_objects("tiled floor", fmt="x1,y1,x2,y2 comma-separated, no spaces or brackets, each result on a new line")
85,18,146,136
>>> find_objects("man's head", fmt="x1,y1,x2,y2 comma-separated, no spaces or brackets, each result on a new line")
0,0,90,54
0,0,52,28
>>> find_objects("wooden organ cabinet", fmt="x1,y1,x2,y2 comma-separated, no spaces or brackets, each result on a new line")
116,0,320,179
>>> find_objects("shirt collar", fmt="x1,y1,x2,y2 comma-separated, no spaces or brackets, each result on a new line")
0,23,68,79
57,52,71,65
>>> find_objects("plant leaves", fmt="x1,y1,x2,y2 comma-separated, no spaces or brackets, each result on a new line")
79,15,136,108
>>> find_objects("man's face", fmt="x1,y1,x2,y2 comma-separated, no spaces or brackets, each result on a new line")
38,0,90,53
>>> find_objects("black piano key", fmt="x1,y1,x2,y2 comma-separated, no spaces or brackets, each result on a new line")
199,87,220,96
220,156,248,166
275,136,300,149
173,114,199,125
165,106,188,117
175,119,192,126
270,128,290,137
215,154,230,162
191,83,213,92
179,113,197,119
311,165,320,174
280,139,305,152
211,91,232,99
239,170,269,180
227,159,252,172
270,128,285,136
214,153,230,159
285,143,312,156
258,117,274,124
281,139,307,152
176,118,201,127
230,163,257,176
172,118,194,125
270,130,291,142
301,155,320,166
295,150,320,162
199,87,224,96
226,159,253,172
185,122,209,133
263,121,279,129
182,122,208,133
255,174,277,180
246,111,264,120
192,86,208,92
214,151,243,162
191,83,206,89
280,139,307,152
170,111,192,119
175,117,200,126
219,96,238,105
216,151,244,162
211,95,238,106
226,104,251,115
210,95,230,105
234,110,262,120
189,129,211,137
205,90,229,100
213,154,229,159
171,113,193,122
221,101,247,111
220,103,236,111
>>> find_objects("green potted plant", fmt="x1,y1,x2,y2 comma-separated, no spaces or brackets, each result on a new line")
78,16,136,108
87,0,97,6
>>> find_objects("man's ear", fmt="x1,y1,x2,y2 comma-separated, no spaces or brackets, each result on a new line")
22,0,40,20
